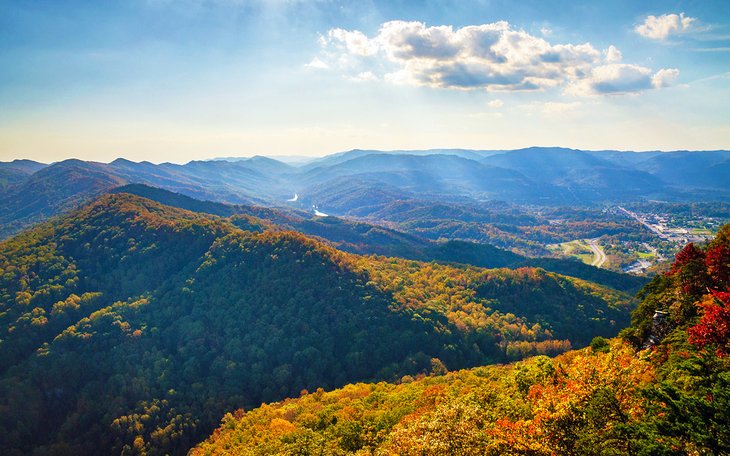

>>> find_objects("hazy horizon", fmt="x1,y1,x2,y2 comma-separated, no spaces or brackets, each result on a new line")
1,0,729,163
4,145,730,166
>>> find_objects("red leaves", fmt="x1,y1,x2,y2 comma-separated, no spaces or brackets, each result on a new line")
688,290,730,357
671,243,705,274
668,243,709,296
706,244,730,289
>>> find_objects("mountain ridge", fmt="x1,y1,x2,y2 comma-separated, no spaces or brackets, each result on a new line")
0,192,636,454
110,184,648,294
2,147,728,245
193,224,730,456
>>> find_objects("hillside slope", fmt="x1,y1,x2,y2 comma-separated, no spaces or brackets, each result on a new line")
0,160,47,191
113,184,648,294
194,225,730,455
0,160,126,239
194,340,652,456
0,194,634,455
2,148,729,240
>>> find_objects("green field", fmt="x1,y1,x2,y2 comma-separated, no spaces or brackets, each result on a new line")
636,251,656,259
548,239,595,265
690,228,711,235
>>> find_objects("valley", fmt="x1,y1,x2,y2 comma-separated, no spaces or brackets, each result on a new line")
548,238,607,268
191,224,730,455
0,149,727,456
543,202,724,274
0,192,636,454
2,148,728,277
3,2,730,453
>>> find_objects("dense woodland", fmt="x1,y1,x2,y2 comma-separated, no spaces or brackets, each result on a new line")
2,149,729,243
195,224,730,455
114,184,647,295
0,194,635,455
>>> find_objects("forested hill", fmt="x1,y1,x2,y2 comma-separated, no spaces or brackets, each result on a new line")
113,183,648,294
194,224,730,455
2,148,729,240
0,193,634,455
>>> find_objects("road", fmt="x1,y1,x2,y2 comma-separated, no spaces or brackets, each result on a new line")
587,238,607,268
618,206,666,239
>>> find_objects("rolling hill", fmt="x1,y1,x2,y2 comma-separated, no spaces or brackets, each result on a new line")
194,224,730,456
482,147,666,202
0,193,636,455
1,148,729,241
112,184,648,294
0,159,47,190
0,160,126,239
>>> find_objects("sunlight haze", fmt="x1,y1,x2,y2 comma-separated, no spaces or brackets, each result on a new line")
1,0,729,163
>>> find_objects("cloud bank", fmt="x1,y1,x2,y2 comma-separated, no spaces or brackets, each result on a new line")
312,20,678,96
635,13,696,40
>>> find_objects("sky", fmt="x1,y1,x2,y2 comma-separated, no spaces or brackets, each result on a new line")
0,0,729,164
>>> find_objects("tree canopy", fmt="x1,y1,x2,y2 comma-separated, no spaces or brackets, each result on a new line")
0,194,635,455
195,224,730,455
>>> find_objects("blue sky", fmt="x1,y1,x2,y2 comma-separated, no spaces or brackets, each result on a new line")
1,0,729,163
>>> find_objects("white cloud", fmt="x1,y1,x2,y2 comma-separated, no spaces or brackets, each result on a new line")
327,28,380,56
304,57,329,70
487,99,504,108
635,13,696,40
567,64,650,96
349,71,377,82
567,64,679,96
377,21,463,60
315,20,677,96
604,45,622,63
652,68,680,87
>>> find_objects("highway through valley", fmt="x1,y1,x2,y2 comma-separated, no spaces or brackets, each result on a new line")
587,238,607,268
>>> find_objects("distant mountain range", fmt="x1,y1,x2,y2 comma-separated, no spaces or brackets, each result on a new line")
1,147,729,239
2,147,725,455
110,184,647,294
